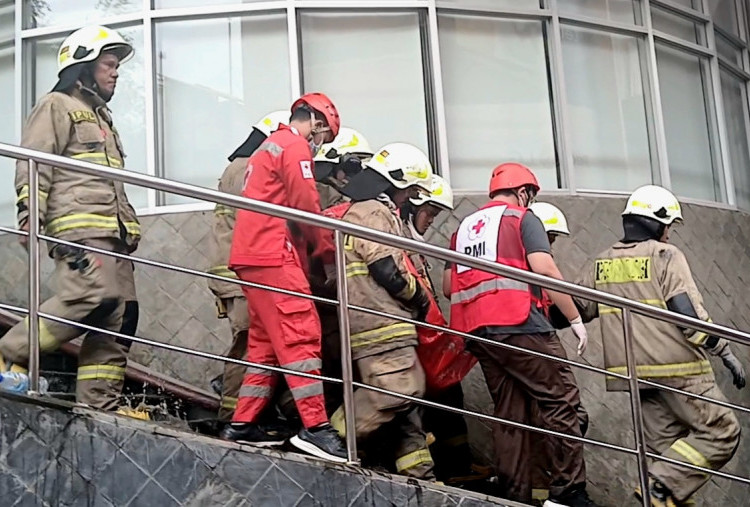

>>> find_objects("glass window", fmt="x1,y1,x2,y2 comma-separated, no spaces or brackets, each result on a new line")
300,11,428,156
0,0,13,40
558,0,641,25
670,0,702,10
156,0,268,8
437,13,557,191
651,5,706,45
656,44,721,201
561,26,653,191
0,43,15,227
716,32,742,66
720,68,750,210
155,13,290,205
707,0,739,36
24,0,141,29
32,26,148,208
436,0,541,9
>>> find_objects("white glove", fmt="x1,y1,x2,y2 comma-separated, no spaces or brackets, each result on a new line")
569,316,588,356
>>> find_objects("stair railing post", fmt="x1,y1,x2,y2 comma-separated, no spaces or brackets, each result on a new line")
27,158,41,395
623,308,650,506
334,230,358,463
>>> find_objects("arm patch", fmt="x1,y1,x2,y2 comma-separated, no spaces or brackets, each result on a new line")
68,110,97,124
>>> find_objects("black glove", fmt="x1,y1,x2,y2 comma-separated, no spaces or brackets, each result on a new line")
408,283,431,322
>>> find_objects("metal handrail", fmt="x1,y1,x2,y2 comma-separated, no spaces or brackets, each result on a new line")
3,142,750,504
2,141,749,346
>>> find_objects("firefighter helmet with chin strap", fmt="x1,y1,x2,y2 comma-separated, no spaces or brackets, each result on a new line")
252,110,290,137
622,185,683,225
365,143,433,193
314,127,373,164
291,92,340,139
529,202,570,236
410,174,454,210
57,25,133,76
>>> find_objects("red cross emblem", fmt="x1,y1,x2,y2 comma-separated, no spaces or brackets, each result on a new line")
468,215,488,241
472,219,486,235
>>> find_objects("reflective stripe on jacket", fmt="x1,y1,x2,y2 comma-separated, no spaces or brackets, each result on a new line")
14,86,140,251
340,199,419,361
576,240,719,391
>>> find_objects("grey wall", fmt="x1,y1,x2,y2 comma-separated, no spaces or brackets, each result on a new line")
0,194,749,505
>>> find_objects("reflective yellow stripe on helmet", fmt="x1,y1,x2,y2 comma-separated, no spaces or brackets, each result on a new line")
607,360,712,379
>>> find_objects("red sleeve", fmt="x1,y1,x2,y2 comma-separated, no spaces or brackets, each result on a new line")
280,139,334,261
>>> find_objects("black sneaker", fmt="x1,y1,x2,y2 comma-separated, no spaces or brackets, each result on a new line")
219,423,285,447
544,487,600,507
289,423,348,463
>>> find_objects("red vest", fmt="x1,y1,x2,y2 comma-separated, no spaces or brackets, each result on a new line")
450,202,533,333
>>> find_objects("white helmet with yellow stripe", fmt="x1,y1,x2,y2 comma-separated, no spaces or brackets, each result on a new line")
253,110,291,137
57,25,133,76
530,202,570,236
622,185,683,225
314,127,373,164
410,174,454,211
365,143,432,193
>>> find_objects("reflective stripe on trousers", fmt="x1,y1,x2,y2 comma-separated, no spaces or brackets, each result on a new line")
395,448,434,473
77,364,126,382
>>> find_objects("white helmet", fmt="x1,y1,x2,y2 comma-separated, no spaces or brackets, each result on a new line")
410,174,454,210
314,127,373,163
365,143,433,192
623,185,683,225
253,110,290,137
530,202,570,236
57,25,134,76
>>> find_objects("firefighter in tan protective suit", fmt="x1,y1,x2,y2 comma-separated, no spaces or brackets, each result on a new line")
400,174,476,483
206,110,290,422
329,142,436,479
309,127,372,415
575,185,744,507
0,26,141,414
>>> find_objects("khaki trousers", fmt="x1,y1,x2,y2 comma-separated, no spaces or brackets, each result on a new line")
0,238,135,410
642,382,740,502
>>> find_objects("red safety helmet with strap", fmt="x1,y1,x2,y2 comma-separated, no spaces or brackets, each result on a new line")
291,92,341,138
489,162,540,197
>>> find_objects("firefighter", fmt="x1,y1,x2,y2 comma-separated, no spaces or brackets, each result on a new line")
329,142,436,480
575,185,744,507
309,127,373,415
313,127,373,210
399,174,473,482
220,93,347,463
448,163,597,506
0,25,141,414
527,202,589,506
205,110,290,423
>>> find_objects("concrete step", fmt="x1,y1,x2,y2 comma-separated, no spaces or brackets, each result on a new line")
0,391,530,507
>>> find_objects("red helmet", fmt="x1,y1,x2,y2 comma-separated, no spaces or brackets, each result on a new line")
489,162,540,197
291,92,341,138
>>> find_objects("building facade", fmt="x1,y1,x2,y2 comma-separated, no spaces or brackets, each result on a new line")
1,1,750,504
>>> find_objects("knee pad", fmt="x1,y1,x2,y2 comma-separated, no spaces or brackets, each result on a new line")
81,297,119,325
116,301,139,351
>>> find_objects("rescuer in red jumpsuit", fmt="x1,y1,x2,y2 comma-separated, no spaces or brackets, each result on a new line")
220,93,347,463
